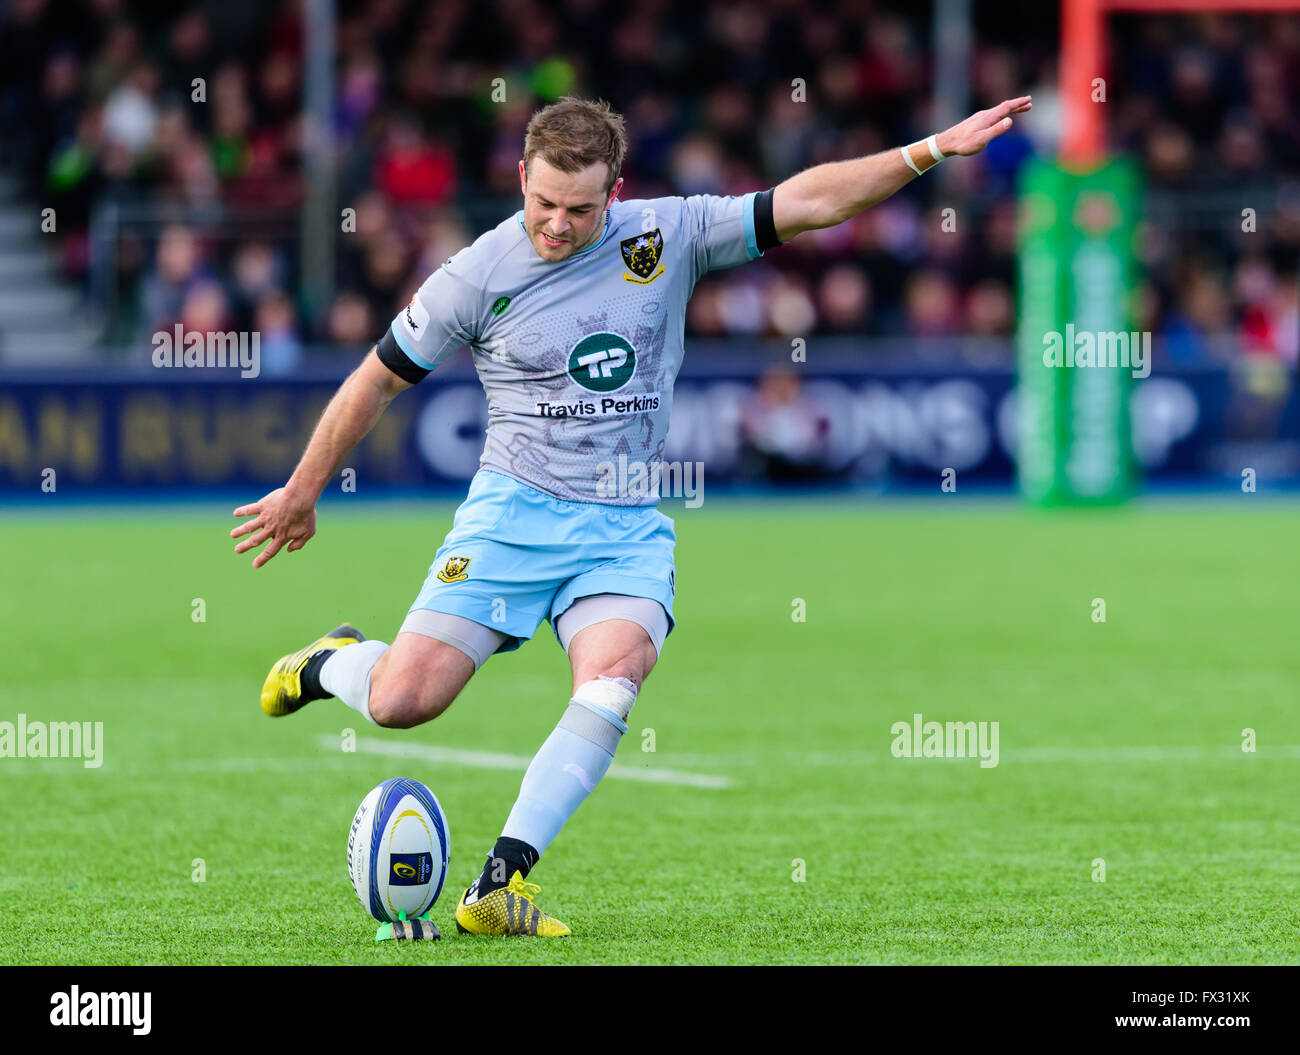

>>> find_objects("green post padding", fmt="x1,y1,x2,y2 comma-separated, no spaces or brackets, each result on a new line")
1017,158,1141,505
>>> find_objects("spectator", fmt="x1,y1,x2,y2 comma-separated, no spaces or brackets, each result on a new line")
2,1,1297,358
738,367,835,483
254,290,304,376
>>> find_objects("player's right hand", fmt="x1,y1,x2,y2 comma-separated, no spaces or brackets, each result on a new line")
937,96,1033,157
231,486,317,568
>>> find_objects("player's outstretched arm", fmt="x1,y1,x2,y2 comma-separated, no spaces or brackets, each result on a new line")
771,95,1032,243
231,348,412,568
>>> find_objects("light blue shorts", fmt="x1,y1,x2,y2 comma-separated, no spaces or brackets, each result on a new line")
408,469,676,655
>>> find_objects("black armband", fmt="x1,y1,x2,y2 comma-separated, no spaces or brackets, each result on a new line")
376,327,431,384
754,187,781,252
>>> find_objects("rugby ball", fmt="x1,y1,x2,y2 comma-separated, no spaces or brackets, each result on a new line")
347,777,450,922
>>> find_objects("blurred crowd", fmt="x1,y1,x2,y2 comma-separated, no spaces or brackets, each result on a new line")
1111,13,1300,366
1,0,1297,368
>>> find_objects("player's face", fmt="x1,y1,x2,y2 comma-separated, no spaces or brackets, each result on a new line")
519,157,622,262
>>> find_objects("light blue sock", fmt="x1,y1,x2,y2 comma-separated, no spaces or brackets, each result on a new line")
501,676,638,855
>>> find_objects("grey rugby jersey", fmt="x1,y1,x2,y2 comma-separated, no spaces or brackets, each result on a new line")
378,192,778,506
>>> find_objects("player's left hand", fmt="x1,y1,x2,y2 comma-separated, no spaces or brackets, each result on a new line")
937,96,1032,157
230,486,317,568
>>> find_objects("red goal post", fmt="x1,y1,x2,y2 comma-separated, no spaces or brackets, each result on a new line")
1061,0,1300,167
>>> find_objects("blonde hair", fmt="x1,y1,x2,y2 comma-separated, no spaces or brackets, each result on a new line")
523,96,628,196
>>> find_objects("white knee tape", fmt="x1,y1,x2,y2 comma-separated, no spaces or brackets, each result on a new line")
573,675,638,725
560,676,638,754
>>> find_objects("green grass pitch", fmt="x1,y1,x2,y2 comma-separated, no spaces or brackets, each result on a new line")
1,496,1297,965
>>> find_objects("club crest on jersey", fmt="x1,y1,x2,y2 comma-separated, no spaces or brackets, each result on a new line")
620,229,665,284
436,556,472,583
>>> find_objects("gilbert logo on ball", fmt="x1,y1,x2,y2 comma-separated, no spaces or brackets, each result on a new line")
348,777,450,922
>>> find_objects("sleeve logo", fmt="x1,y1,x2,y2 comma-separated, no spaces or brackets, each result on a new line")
402,293,430,340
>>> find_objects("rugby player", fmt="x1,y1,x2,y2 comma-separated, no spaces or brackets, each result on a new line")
232,94,1030,936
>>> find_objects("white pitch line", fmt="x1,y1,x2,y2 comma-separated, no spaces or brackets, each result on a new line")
320,735,734,789
593,745,1300,767
1012,744,1300,764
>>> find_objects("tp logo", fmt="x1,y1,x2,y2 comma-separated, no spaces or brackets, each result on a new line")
578,348,626,379
569,333,636,392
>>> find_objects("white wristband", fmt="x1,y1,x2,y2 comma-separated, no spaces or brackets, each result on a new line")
901,135,946,176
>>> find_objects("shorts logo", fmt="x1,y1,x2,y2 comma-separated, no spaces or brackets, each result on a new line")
491,296,511,316
437,556,472,583
620,229,664,284
568,332,636,393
